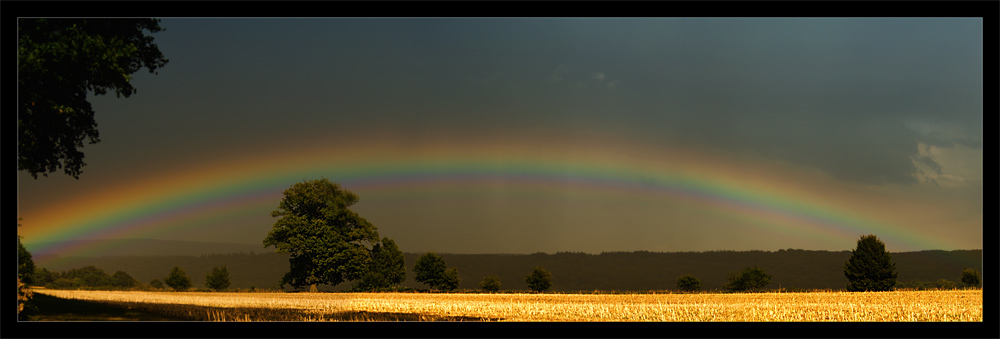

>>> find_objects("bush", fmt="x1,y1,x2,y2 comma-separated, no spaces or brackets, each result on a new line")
150,279,165,289
164,266,192,291
526,266,553,293
723,266,771,293
480,275,502,292
961,268,981,288
205,265,231,291
676,275,701,292
936,279,956,290
47,277,80,289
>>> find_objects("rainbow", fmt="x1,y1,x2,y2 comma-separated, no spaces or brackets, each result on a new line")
18,137,964,266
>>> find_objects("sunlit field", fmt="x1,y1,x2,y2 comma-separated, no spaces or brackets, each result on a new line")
32,289,981,322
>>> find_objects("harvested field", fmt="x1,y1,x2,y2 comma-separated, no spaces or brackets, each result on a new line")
32,289,982,322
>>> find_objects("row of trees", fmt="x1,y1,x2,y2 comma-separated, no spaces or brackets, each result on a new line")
675,266,772,293
154,266,232,292
265,178,563,293
412,251,554,292
27,264,233,292
674,235,982,293
263,179,984,294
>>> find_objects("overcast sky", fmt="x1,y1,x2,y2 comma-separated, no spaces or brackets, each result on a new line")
18,18,982,258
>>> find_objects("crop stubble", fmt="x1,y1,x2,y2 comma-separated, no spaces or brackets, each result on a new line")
32,289,982,322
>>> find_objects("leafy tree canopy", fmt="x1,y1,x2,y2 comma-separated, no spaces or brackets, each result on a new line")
18,18,168,179
264,178,382,289
480,275,502,293
354,237,406,291
205,265,231,291
676,274,701,292
414,252,460,291
110,270,139,289
723,266,771,292
844,234,897,292
164,266,192,291
960,268,981,288
526,266,553,293
18,236,36,285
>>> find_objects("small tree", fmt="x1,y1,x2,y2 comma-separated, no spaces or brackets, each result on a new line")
413,252,460,291
354,237,406,291
961,268,981,288
150,279,165,289
723,266,771,293
205,265,231,292
480,274,502,293
164,266,192,291
441,267,461,291
843,234,897,292
526,266,553,293
676,274,701,293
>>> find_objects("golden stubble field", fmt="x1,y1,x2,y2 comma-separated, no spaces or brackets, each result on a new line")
32,289,982,322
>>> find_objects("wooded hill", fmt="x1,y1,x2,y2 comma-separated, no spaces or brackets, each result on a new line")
36,249,982,292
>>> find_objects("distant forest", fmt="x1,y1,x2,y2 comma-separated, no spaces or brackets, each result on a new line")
36,249,982,292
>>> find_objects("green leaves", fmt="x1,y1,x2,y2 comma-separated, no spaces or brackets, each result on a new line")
723,266,771,293
354,237,407,291
205,265,231,291
676,274,701,293
480,274,502,292
265,178,382,289
18,18,168,179
164,266,192,291
526,266,553,293
960,268,981,288
414,252,460,291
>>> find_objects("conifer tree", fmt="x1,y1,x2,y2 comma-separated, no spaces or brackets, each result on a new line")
844,234,897,291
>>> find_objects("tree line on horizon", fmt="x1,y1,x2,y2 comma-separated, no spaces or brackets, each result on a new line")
21,178,981,297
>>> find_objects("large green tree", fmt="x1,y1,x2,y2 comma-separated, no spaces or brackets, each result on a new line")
844,234,897,292
264,178,384,289
18,18,168,179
